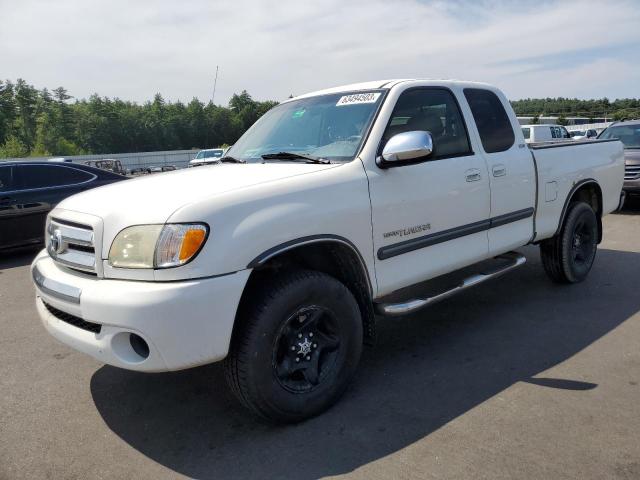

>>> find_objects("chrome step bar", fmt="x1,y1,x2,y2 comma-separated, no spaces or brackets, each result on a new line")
375,252,526,316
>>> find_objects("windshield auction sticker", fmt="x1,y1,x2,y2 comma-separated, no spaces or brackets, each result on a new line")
336,92,381,106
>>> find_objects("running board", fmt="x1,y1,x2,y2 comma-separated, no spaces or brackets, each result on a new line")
374,252,526,317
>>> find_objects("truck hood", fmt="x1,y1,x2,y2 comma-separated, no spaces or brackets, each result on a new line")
57,162,340,224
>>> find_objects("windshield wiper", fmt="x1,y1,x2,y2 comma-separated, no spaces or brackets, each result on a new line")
261,152,331,164
219,156,245,163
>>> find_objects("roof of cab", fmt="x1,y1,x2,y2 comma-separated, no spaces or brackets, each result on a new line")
289,78,497,102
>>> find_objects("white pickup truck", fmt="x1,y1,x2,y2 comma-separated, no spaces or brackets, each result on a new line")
31,79,624,422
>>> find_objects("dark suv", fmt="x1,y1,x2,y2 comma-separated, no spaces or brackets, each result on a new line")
0,161,126,250
599,121,640,200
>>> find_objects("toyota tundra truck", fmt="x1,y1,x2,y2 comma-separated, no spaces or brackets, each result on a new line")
31,80,624,422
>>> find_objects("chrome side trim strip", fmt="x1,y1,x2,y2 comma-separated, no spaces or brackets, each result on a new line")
374,252,526,316
377,208,534,261
32,264,82,304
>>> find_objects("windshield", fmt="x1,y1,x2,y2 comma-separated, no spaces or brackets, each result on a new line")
196,149,224,159
226,91,385,162
599,124,640,148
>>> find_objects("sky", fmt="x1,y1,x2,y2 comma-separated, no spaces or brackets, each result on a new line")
1,0,639,105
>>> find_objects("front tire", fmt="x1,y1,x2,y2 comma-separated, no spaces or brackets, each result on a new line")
540,201,598,283
224,270,363,423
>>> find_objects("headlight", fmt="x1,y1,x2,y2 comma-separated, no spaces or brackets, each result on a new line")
108,224,208,269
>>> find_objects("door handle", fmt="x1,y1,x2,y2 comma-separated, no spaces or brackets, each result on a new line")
465,169,481,182
492,164,507,177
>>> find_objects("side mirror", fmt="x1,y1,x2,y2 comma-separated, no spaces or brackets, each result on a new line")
380,131,433,166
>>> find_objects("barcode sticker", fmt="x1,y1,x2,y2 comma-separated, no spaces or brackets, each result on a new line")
336,92,381,106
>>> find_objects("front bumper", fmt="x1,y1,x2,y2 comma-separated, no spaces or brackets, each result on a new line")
32,250,250,372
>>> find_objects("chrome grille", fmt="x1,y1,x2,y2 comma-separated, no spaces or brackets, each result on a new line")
625,164,640,180
47,218,96,273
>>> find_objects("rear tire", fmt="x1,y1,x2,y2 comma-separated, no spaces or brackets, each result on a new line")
540,201,598,283
224,269,363,423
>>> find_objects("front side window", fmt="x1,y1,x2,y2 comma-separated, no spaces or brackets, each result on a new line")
464,88,515,153
17,165,93,190
551,127,558,139
381,88,471,159
227,91,385,162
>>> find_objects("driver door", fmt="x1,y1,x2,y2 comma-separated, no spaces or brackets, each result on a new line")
365,87,491,296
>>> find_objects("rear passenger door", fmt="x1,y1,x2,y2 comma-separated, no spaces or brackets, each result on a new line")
367,87,491,296
464,88,536,256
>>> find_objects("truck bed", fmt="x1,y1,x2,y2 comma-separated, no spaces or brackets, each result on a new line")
529,138,624,241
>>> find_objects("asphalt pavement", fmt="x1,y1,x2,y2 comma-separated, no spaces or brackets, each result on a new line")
1,203,640,479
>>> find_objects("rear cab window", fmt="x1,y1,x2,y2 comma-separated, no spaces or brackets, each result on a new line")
522,127,530,140
381,88,472,159
463,88,515,153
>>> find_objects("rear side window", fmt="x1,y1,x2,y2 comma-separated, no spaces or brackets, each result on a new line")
0,166,14,191
17,165,94,190
381,88,471,159
464,88,515,153
522,127,530,140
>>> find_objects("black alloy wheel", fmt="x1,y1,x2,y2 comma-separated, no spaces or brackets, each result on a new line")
224,269,363,423
273,305,341,393
540,201,598,283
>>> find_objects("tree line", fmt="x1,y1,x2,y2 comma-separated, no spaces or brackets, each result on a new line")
0,79,278,158
511,97,640,123
1,78,639,158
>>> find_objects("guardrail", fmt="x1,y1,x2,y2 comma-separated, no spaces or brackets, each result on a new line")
565,122,613,132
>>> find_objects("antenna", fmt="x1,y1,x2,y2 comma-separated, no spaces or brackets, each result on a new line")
212,65,219,105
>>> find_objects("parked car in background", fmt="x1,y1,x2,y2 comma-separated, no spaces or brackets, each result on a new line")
569,129,598,140
147,165,177,173
521,124,571,143
83,159,126,175
0,162,126,250
598,120,640,201
188,148,225,167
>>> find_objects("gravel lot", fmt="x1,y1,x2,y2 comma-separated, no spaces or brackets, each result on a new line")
1,204,640,480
